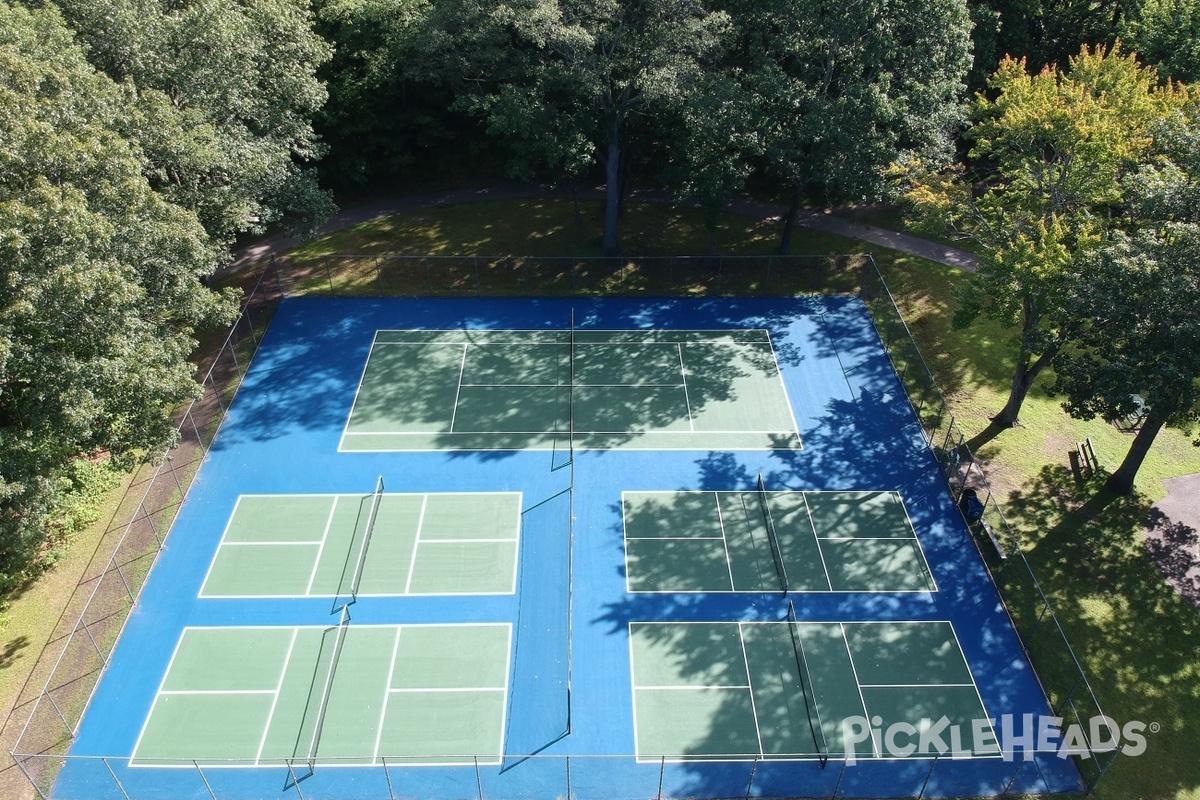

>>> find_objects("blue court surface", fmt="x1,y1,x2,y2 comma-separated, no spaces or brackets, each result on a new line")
60,296,1084,799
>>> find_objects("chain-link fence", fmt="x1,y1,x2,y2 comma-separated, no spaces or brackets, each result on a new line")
10,749,1089,800
10,251,1112,798
9,260,284,799
860,261,1118,793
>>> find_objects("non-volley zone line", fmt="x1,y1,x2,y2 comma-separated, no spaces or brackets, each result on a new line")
199,492,521,598
629,620,998,763
622,490,936,594
131,624,511,768
340,328,801,452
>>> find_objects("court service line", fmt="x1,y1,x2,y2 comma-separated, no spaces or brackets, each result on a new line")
946,622,999,746
386,687,506,694
736,622,766,758
404,495,430,594
898,496,940,593
256,628,299,764
306,498,341,595
815,536,922,541
713,493,738,590
372,628,403,761
342,427,801,436
635,683,753,691
447,343,469,433
800,494,835,591
415,537,519,544
223,540,322,547
625,536,726,541
840,623,880,758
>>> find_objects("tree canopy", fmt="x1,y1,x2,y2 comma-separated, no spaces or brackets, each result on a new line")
0,1,238,592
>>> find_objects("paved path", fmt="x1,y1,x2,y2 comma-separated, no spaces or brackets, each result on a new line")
227,184,977,274
1145,474,1200,608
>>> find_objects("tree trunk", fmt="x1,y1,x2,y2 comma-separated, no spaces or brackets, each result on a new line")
602,132,621,256
778,180,804,255
1106,415,1165,495
993,297,1051,427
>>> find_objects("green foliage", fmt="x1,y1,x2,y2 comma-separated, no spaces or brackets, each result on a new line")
0,0,238,596
899,46,1186,424
49,0,336,244
1122,0,1200,83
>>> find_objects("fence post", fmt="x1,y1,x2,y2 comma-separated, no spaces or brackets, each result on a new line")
45,690,72,731
375,258,384,296
382,757,397,800
744,755,758,800
765,256,773,294
194,761,218,800
917,753,937,799
12,754,50,800
324,257,334,295
102,757,133,800
717,256,724,294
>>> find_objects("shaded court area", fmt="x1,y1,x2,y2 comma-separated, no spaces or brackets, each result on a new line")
201,492,521,597
629,620,996,762
623,490,935,593
341,330,800,451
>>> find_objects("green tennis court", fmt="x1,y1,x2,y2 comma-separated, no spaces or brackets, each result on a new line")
200,492,520,597
132,623,510,767
629,620,997,761
622,490,936,593
339,329,801,451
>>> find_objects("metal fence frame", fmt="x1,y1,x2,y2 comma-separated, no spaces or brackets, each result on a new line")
9,252,1113,799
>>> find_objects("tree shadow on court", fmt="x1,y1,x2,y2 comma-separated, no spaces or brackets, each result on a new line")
209,303,398,448
999,465,1200,798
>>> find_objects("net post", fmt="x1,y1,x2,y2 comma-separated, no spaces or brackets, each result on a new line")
475,755,483,800
657,755,666,800
382,757,397,800
786,599,828,767
756,474,788,594
287,760,306,800
306,605,352,768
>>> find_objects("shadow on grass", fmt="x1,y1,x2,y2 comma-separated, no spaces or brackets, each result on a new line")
1003,465,1200,799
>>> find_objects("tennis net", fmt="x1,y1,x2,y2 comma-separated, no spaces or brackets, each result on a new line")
305,605,351,769
786,599,828,766
348,475,385,601
756,473,788,594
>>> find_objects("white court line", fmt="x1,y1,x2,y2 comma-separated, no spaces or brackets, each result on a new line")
897,494,939,593
677,343,695,432
840,623,880,758
256,628,299,764
736,622,765,757
766,330,804,444
858,683,976,689
403,495,429,594
222,540,322,547
306,497,340,595
712,493,737,590
341,427,800,436
410,537,518,544
130,630,192,762
800,494,835,591
339,329,382,446
159,689,277,696
372,628,403,762
634,683,753,691
625,536,726,541
386,686,507,693
447,343,469,433
946,622,1000,753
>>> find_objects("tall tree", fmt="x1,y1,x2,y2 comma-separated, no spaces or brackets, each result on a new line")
420,0,730,255
1122,0,1200,83
728,0,972,254
899,46,1186,427
0,1,237,592
1050,106,1200,494
46,0,336,246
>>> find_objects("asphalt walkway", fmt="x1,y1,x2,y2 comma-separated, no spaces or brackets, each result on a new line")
227,184,978,274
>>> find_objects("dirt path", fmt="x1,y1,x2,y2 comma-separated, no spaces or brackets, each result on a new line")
227,184,978,275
